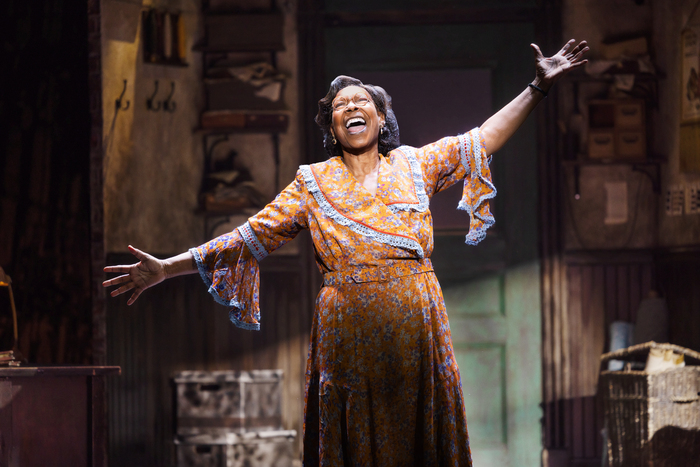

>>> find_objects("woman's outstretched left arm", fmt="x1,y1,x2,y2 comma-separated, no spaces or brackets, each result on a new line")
480,39,588,155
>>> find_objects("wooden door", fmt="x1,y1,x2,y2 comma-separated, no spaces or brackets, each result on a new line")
325,20,542,466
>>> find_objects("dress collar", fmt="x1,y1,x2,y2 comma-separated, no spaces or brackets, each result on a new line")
299,155,425,258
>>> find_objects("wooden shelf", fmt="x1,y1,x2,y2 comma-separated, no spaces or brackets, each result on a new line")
195,209,259,218
197,110,289,134
196,12,285,53
565,72,659,83
193,44,283,53
195,126,288,135
562,158,663,193
195,8,286,240
561,158,663,167
144,59,188,67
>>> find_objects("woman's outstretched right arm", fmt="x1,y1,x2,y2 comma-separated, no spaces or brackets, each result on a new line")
102,245,197,305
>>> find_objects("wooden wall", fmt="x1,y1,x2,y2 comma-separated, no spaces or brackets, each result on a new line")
542,253,655,466
106,247,316,466
656,250,700,353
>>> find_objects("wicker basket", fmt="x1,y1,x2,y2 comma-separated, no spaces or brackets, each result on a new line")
600,342,700,467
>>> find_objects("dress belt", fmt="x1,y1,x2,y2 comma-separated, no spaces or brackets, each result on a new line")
323,258,433,286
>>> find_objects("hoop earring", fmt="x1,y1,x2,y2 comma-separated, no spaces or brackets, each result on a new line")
331,135,337,145
380,126,385,135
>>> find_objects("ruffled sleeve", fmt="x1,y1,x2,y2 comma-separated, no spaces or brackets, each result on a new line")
415,127,497,245
190,230,261,330
190,172,309,330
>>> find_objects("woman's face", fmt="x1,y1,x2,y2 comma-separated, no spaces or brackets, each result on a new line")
331,85,385,155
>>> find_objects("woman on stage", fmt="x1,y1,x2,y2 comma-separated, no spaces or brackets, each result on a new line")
104,39,587,466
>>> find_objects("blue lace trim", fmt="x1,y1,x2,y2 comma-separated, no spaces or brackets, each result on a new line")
457,128,497,245
238,221,268,262
229,311,260,331
457,133,473,178
189,247,259,331
299,164,425,258
386,146,429,214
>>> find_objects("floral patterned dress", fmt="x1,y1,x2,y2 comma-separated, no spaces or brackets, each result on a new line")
191,128,496,467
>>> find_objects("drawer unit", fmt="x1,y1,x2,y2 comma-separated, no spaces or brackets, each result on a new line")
587,99,646,160
614,100,645,128
588,130,615,159
616,130,646,159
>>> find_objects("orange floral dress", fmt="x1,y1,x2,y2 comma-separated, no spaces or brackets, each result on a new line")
191,128,496,467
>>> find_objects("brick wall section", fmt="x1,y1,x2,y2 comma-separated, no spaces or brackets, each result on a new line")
88,0,106,366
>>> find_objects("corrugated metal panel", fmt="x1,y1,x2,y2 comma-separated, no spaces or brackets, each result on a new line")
106,252,313,466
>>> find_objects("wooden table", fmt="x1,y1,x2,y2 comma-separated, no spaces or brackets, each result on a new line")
0,365,121,467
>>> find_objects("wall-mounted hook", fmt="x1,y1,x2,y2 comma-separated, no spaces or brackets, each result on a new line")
115,79,130,111
162,81,177,112
147,80,161,111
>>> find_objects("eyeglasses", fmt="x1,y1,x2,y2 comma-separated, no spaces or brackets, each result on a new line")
332,93,371,111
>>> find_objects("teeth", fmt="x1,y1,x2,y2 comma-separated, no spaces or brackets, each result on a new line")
346,117,366,128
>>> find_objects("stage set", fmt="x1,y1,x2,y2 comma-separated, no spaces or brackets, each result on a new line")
0,0,699,466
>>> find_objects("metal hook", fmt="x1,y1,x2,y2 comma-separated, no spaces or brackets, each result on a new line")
162,81,177,112
147,80,161,111
206,135,229,167
115,79,130,111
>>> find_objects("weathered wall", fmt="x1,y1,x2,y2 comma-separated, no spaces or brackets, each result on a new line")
101,0,204,255
543,3,700,466
652,0,700,246
101,1,307,464
563,0,651,51
561,0,700,249
560,0,656,251
102,0,301,254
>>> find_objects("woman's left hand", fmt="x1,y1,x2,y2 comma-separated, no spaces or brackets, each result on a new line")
531,39,589,89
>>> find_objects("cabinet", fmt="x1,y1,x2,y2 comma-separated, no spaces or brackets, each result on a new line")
561,70,659,161
0,365,120,467
560,71,662,193
194,7,289,239
588,99,646,160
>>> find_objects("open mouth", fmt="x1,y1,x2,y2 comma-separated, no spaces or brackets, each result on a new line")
345,117,366,134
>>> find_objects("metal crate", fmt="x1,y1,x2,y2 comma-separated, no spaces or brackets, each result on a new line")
173,370,283,437
176,430,296,467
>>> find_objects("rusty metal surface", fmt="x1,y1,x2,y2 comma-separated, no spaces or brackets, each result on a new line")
174,370,283,437
176,431,297,467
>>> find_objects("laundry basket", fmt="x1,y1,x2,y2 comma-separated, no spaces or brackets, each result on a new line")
600,342,700,467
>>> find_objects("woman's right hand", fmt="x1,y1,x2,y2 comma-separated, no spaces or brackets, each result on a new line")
103,245,166,305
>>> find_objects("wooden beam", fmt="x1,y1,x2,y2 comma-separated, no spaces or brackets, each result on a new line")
323,7,539,28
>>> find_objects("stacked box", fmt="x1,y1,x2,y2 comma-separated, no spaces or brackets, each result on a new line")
173,370,297,467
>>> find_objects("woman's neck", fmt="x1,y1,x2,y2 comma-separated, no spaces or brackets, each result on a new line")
341,148,381,196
